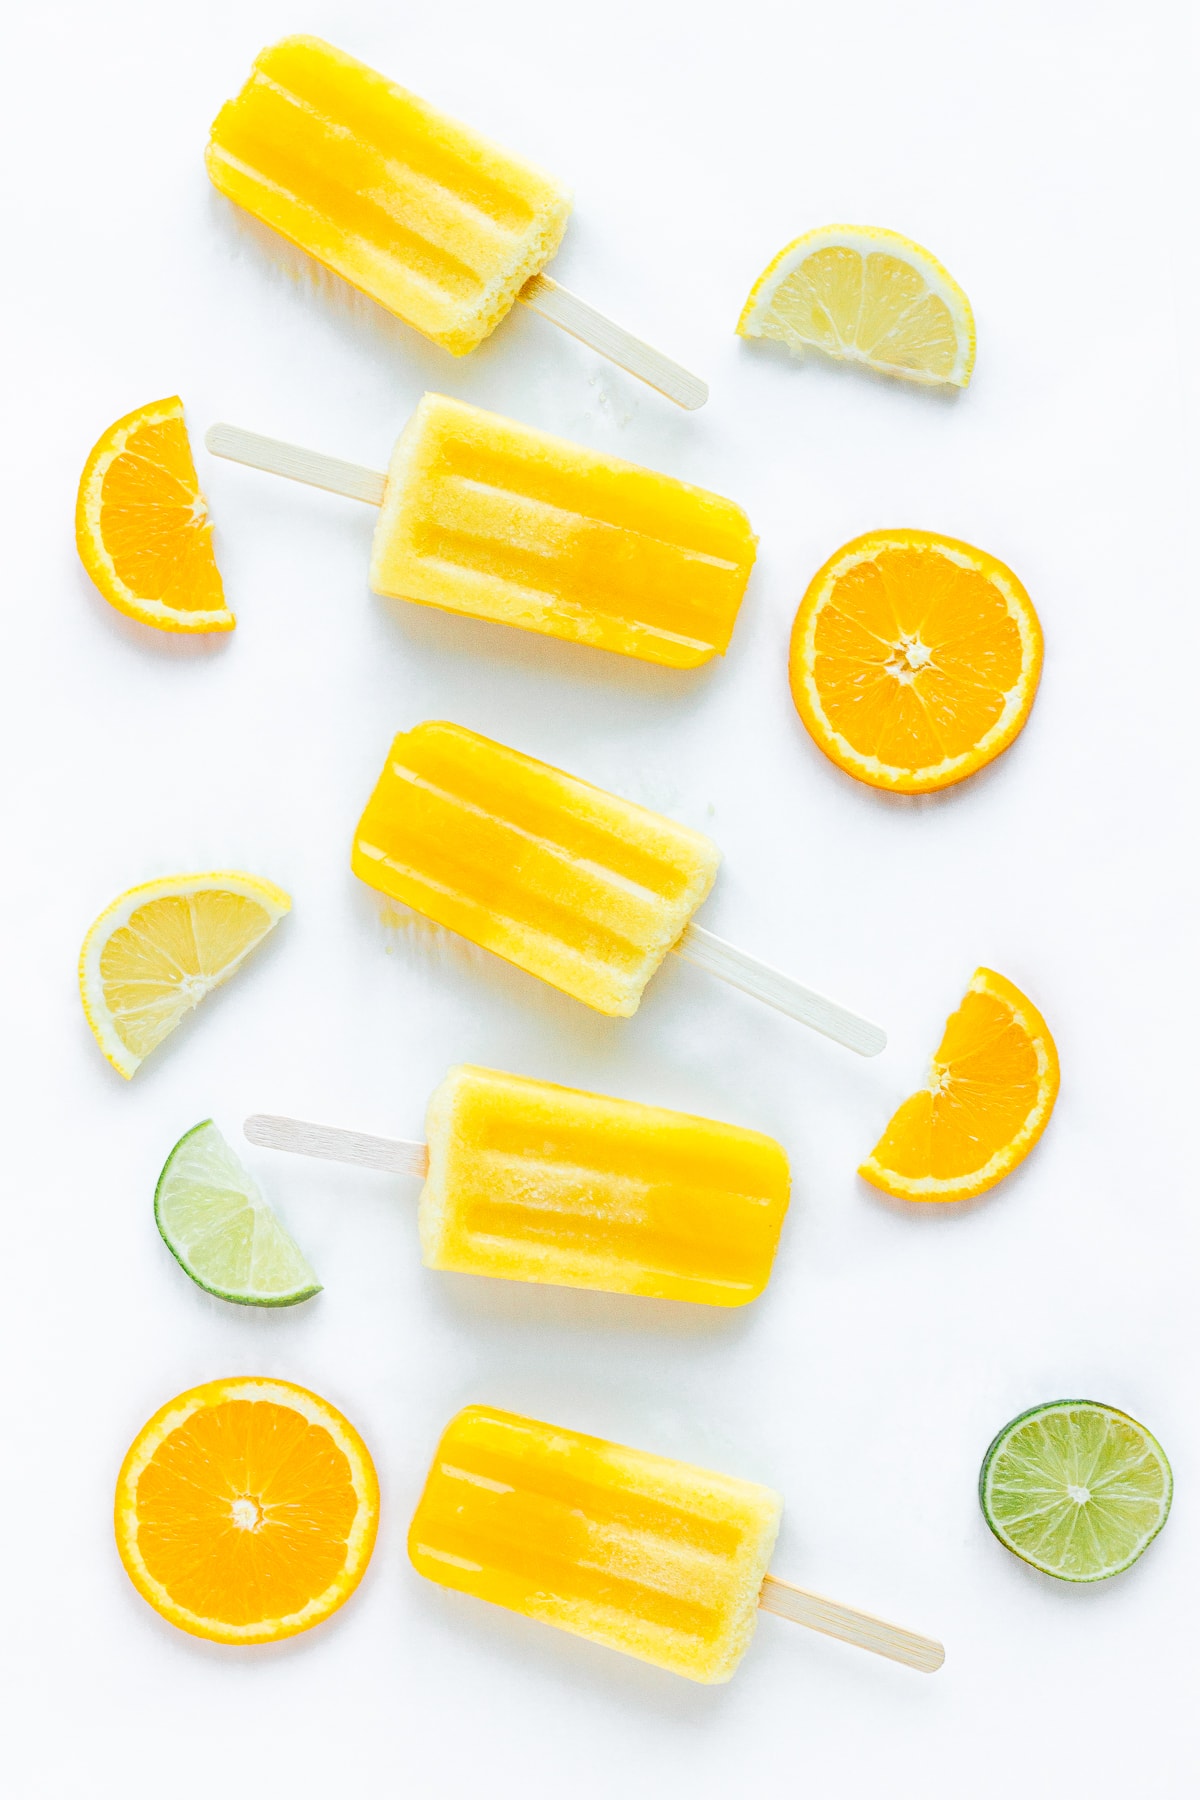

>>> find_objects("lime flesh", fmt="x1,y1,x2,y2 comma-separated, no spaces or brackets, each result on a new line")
979,1399,1172,1582
155,1120,321,1306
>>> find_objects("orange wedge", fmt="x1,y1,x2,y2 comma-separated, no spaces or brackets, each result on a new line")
115,1377,379,1644
790,530,1042,793
860,969,1059,1203
76,396,234,632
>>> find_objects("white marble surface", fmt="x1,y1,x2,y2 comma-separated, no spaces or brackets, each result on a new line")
2,1,1196,1793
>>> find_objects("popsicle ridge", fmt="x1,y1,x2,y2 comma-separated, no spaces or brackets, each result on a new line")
207,36,572,353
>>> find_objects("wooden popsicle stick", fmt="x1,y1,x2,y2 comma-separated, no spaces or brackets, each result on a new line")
759,1575,944,1673
244,1113,429,1177
205,424,386,505
674,923,886,1057
518,274,708,410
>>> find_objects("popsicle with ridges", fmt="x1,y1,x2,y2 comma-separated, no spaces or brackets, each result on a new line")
408,1407,945,1681
206,35,706,405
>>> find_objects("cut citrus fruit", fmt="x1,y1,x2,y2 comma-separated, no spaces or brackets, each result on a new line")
155,1121,321,1306
79,872,291,1079
737,225,975,387
980,1400,1172,1582
76,396,234,632
115,1377,379,1643
790,529,1042,794
860,968,1058,1202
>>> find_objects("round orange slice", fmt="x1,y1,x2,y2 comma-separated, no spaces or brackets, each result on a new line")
76,396,234,632
790,530,1042,793
115,1377,379,1644
860,968,1059,1203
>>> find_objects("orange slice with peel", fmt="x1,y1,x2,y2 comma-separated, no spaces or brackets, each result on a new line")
76,396,234,632
860,968,1059,1203
79,871,290,1078
790,529,1042,794
115,1377,379,1644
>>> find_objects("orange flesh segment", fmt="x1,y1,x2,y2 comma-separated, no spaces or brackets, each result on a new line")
99,416,224,614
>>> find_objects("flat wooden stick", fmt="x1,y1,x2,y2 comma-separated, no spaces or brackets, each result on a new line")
244,1114,429,1177
205,424,386,504
675,924,886,1057
519,274,708,410
759,1575,944,1673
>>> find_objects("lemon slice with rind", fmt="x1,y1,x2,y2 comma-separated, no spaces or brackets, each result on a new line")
79,872,290,1078
738,226,975,387
980,1400,1173,1581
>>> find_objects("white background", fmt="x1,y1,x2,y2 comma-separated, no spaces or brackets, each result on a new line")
2,2,1196,1794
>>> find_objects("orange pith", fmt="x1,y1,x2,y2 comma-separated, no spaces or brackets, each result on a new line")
76,397,234,632
790,531,1042,793
860,968,1059,1203
114,1378,379,1644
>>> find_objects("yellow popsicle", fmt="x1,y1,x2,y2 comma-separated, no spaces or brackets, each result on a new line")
408,1407,782,1682
351,720,720,1016
420,1066,790,1304
371,395,756,666
207,36,571,355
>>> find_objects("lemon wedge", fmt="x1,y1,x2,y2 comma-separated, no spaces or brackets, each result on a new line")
738,225,975,387
79,872,290,1077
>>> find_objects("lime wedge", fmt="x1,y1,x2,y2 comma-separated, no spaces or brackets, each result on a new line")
980,1399,1172,1581
155,1121,321,1306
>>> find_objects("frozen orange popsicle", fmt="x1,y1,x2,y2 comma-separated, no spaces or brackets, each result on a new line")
206,396,757,667
347,720,886,1052
207,36,706,404
408,1407,945,1682
207,35,568,356
246,1063,791,1306
353,719,719,1017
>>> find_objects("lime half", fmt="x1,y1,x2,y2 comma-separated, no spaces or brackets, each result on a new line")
980,1399,1172,1582
155,1120,321,1306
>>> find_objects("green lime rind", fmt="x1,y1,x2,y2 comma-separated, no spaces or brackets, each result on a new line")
979,1398,1172,1583
154,1120,322,1308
